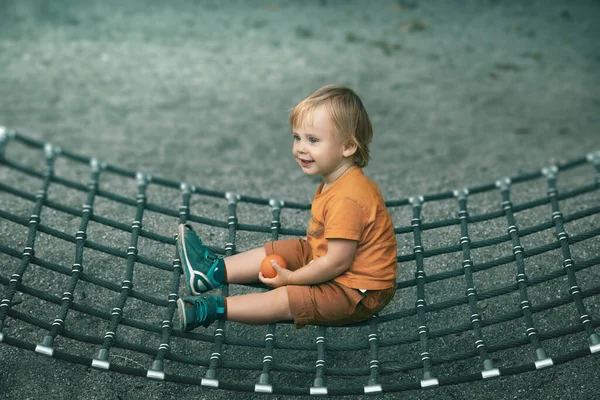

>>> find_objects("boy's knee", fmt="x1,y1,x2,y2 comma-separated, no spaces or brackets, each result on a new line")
274,286,289,300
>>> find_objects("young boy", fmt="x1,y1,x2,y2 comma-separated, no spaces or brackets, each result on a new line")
177,84,397,330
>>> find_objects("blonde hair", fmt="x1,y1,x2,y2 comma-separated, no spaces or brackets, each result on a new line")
289,84,373,167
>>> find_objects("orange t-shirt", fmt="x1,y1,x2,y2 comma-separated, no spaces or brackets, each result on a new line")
306,167,397,290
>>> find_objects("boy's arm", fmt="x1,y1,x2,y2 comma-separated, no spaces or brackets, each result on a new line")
260,238,357,287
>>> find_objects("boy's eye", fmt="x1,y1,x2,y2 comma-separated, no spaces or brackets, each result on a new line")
308,137,318,144
292,135,300,141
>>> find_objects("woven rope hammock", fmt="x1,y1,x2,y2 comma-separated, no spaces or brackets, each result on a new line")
0,127,599,397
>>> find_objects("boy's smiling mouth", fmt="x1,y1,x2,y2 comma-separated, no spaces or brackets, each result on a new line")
299,158,314,167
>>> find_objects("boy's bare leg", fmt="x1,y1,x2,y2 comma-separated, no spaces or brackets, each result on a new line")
223,246,266,283
223,248,293,324
226,287,292,324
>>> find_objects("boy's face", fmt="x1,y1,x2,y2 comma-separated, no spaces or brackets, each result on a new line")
291,107,356,185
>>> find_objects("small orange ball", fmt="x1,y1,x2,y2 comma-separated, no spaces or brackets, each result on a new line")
260,254,288,278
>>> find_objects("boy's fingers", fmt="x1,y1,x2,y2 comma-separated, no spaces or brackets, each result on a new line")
270,260,282,271
259,272,276,286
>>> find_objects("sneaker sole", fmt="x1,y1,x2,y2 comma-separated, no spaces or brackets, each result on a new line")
177,224,212,295
176,298,188,331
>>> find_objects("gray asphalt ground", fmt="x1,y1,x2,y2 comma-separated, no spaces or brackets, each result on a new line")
1,0,599,399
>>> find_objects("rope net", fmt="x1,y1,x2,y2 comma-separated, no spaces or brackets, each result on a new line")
0,127,599,396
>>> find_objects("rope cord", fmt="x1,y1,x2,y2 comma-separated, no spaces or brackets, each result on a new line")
0,130,599,396
409,195,438,387
91,172,149,370
544,166,600,348
34,160,103,356
454,188,497,376
1,143,57,331
498,177,551,367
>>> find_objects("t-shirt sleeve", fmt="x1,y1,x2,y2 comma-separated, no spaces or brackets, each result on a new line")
323,197,364,241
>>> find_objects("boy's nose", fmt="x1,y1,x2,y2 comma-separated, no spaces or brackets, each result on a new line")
295,141,307,153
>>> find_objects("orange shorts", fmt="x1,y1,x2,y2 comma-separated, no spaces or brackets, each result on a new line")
265,238,396,328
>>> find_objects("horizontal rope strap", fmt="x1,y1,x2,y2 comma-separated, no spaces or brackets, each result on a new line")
3,290,600,388
396,224,600,289
360,318,600,377
0,181,189,248
6,131,591,209
2,243,598,355
0,243,168,306
0,182,180,244
1,181,305,251
394,183,598,234
0,162,248,235
346,273,600,352
6,303,600,380
376,284,600,355
1,280,169,336
4,329,594,397
0,208,172,270
3,161,596,258
18,285,593,382
396,202,600,261
5,308,232,369
21,258,599,355
3,152,311,213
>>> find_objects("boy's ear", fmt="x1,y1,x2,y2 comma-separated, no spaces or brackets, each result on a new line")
342,141,358,158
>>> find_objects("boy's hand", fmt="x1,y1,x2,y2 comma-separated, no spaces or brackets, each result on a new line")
259,259,293,288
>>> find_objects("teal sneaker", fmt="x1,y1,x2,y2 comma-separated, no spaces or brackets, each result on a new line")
177,295,226,331
177,224,224,295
